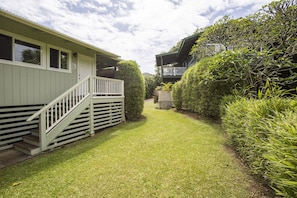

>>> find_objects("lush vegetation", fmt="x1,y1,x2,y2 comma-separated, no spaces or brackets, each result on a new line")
0,101,268,197
222,94,297,197
144,74,160,99
115,60,145,121
191,0,297,62
173,51,243,118
172,0,297,196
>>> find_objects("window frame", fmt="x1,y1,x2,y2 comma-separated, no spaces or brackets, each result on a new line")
47,44,72,73
0,30,46,69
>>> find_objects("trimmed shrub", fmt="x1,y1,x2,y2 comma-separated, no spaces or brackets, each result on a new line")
222,97,297,196
115,60,145,121
173,48,297,118
262,111,297,197
222,97,296,171
172,81,182,110
173,53,236,118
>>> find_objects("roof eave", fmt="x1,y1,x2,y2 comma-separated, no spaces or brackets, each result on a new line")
0,8,121,60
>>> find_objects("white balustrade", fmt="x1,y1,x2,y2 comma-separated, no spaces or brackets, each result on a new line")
27,76,124,132
161,66,187,76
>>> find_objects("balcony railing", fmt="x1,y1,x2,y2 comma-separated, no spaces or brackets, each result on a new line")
160,66,187,77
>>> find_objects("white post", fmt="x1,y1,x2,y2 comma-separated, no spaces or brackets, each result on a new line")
89,76,94,136
121,81,126,122
121,81,124,96
39,112,47,151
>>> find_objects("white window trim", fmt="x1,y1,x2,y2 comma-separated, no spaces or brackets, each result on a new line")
0,29,46,69
47,44,72,73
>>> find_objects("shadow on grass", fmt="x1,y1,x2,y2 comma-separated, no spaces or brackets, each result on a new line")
121,115,147,130
175,109,222,128
0,117,147,190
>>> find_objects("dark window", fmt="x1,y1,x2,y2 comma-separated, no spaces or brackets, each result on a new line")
50,48,59,68
61,51,68,69
14,40,41,65
0,34,12,61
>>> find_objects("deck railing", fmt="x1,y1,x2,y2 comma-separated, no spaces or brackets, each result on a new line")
160,66,187,76
27,76,124,150
93,76,124,96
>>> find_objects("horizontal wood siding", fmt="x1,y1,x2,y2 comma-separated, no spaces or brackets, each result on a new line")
0,105,42,150
0,63,77,106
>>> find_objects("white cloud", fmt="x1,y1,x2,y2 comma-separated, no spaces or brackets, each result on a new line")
0,0,275,73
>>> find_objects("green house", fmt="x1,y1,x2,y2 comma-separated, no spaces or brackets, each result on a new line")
0,9,125,155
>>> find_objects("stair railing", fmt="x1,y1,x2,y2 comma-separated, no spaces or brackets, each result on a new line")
27,76,91,130
27,75,124,151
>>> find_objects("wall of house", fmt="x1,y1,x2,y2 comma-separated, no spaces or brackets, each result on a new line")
0,15,98,106
0,63,77,106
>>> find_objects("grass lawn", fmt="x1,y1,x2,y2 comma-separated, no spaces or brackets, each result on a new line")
0,100,269,197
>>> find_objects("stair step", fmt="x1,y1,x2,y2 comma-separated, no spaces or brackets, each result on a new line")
14,142,41,156
23,135,40,146
31,128,39,137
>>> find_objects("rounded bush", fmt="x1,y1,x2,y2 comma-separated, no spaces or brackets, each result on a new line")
115,60,145,121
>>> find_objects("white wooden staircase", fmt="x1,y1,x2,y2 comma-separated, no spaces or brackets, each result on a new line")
12,76,125,156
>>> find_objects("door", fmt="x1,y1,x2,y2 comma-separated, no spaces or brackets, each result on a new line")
78,54,94,81
78,54,94,95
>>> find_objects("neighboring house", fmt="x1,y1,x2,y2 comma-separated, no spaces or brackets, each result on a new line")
155,33,200,83
0,9,125,155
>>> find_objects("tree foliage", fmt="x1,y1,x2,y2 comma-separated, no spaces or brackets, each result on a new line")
115,60,145,121
144,74,159,99
22,49,40,64
186,0,297,98
191,0,297,62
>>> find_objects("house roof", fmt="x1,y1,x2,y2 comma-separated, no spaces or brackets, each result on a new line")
155,51,178,66
0,9,121,61
177,33,200,60
155,33,200,66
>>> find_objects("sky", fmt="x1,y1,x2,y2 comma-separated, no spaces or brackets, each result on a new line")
0,0,275,74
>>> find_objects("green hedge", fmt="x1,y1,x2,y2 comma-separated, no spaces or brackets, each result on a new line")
222,97,297,197
263,111,297,197
172,53,237,118
173,48,297,118
172,81,182,110
115,60,145,121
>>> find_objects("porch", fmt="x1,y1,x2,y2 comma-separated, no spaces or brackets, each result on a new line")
0,76,125,156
